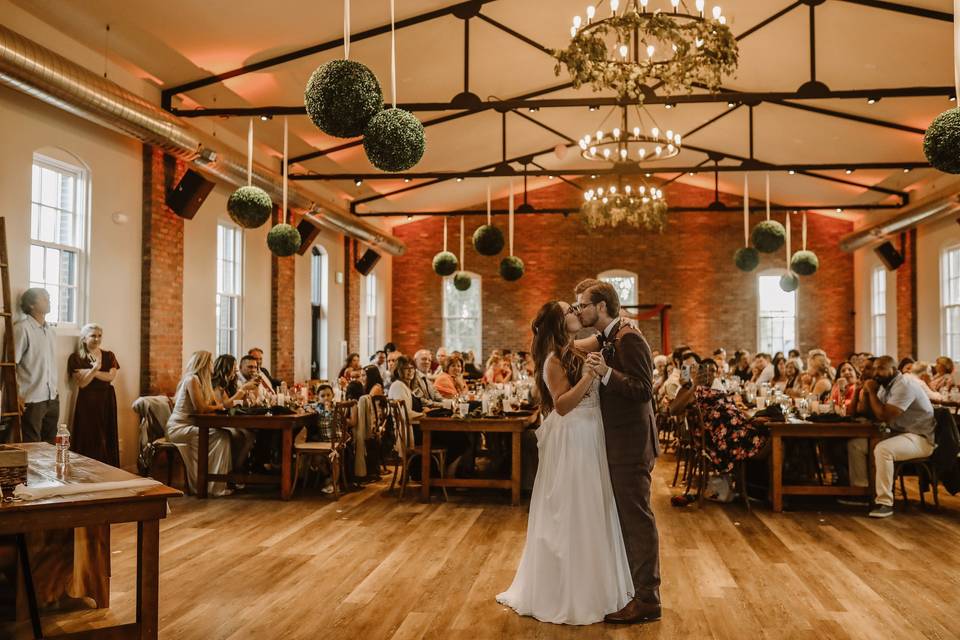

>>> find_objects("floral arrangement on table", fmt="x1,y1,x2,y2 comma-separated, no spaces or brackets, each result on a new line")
553,11,739,101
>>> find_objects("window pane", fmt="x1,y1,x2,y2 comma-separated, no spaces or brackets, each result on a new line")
30,245,44,283
442,275,481,356
758,275,797,355
40,167,60,208
600,275,638,306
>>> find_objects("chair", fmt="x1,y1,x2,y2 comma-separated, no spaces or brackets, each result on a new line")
292,401,354,498
387,400,448,501
893,408,960,510
686,405,751,511
133,396,189,494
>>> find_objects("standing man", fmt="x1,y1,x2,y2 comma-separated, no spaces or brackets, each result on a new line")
14,288,59,443
575,280,661,624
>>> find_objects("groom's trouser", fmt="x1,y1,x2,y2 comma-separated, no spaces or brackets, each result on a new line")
609,460,661,604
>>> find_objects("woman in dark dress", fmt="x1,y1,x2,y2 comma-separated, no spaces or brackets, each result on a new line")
68,323,119,466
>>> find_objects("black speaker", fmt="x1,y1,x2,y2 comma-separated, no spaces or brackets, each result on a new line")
295,215,323,255
354,248,381,276
166,169,215,219
875,241,904,271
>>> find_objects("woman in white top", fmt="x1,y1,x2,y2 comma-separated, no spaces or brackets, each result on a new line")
166,350,234,496
388,356,422,450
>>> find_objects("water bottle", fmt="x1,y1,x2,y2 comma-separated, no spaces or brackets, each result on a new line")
55,424,71,465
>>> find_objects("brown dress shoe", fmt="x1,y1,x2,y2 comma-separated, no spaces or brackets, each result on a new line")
604,598,662,624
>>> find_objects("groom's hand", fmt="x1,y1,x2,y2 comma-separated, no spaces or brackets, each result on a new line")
586,352,609,378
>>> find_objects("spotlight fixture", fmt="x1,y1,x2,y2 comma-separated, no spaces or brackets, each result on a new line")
259,114,272,121
645,172,652,178
404,178,411,183
836,208,843,213
589,105,599,111
951,94,957,102
548,175,555,179
456,177,463,182
688,172,696,176
354,178,363,187
903,168,911,173
788,170,796,175
591,174,598,179
866,96,880,105
845,169,854,175
406,215,413,221
528,107,539,112
665,102,675,110
727,101,737,108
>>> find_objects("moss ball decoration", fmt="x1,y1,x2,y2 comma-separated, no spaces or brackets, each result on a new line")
733,247,760,272
304,59,383,139
472,224,505,256
227,186,273,229
751,220,786,253
453,272,472,291
923,108,960,174
779,271,800,292
499,256,525,282
266,223,302,257
432,251,458,276
363,108,426,172
790,250,820,276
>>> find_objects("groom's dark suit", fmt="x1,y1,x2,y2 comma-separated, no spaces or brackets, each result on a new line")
598,320,661,604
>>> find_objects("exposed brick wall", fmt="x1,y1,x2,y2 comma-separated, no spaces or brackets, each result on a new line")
897,228,918,359
391,180,855,361
140,145,184,395
270,206,297,384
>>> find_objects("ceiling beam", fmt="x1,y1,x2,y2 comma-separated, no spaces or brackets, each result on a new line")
291,161,929,181
833,0,953,22
160,0,501,109
766,98,926,135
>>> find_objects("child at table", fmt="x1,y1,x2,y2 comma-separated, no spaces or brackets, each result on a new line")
307,384,336,442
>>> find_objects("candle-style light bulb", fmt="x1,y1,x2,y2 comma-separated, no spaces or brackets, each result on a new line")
596,130,604,141
633,126,640,137
620,149,628,159
590,147,597,155
613,127,621,139
570,26,577,37
671,0,680,8
586,5,596,20
651,127,659,139
640,0,648,7
619,44,629,58
719,15,726,24
655,145,662,155
696,0,705,13
646,44,655,57
666,130,674,141
674,134,682,145
610,185,617,194
603,148,611,159
584,191,592,202
610,0,620,12
712,6,722,19
573,15,582,28
625,185,632,194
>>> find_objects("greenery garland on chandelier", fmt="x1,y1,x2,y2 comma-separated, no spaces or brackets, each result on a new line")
553,3,739,101
581,184,668,231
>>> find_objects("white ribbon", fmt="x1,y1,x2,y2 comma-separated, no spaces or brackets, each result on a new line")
443,216,448,252
508,179,515,256
785,212,791,266
246,118,253,187
459,216,465,268
390,0,397,109
955,0,960,99
802,212,808,251
282,117,288,224
486,181,492,225
743,173,749,246
344,0,351,60
765,171,771,221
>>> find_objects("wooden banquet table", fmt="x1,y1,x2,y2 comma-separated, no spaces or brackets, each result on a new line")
191,412,314,500
768,420,881,512
419,413,539,506
0,443,181,639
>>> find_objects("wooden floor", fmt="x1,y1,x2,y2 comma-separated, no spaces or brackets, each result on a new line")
10,456,960,640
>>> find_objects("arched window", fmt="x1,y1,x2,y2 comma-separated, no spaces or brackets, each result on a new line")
598,269,639,306
29,150,89,327
442,272,482,357
757,270,797,354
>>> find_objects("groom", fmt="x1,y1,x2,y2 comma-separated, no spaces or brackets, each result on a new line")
575,279,661,624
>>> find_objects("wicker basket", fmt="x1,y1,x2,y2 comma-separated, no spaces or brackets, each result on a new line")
0,445,27,490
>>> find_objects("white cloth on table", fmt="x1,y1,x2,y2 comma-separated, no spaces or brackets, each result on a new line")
497,362,632,625
14,477,160,501
165,375,233,497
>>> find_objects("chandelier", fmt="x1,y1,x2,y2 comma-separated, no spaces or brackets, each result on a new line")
581,178,669,232
579,106,681,164
554,0,739,101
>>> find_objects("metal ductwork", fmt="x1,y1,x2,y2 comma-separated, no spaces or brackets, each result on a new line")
839,194,960,252
0,24,405,256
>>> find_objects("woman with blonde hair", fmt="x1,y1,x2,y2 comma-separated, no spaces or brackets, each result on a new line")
166,350,234,496
68,323,120,465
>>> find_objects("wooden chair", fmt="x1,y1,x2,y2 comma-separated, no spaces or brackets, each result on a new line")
387,400,448,501
292,401,354,498
892,407,958,510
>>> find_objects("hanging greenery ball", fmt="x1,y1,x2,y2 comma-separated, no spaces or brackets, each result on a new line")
432,251,458,276
779,271,800,292
267,223,301,257
453,272,472,291
472,224,505,256
500,256,525,282
923,108,960,174
751,220,786,253
227,186,273,229
733,247,760,272
363,108,426,171
790,250,820,276
304,59,383,139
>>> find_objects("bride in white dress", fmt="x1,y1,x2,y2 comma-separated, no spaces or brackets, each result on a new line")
496,301,633,625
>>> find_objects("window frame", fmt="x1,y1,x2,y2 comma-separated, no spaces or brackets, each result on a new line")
442,271,482,358
940,244,960,360
756,271,798,355
215,222,244,357
598,269,639,307
871,265,887,356
311,246,329,379
364,273,378,360
29,153,88,328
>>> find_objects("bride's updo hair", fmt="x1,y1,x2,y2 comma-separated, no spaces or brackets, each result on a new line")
531,301,584,414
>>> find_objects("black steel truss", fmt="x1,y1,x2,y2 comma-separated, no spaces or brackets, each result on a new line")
352,203,902,218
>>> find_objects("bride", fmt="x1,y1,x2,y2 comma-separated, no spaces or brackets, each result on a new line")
496,301,633,625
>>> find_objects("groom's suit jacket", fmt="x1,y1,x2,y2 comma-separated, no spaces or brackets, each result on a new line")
598,321,660,466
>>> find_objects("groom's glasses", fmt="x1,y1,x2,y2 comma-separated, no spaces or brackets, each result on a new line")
571,302,595,314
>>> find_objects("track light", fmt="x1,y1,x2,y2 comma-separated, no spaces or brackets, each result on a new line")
788,170,796,175
354,178,363,187
951,95,957,102
903,168,911,173
727,101,737,108
645,172,652,178
665,102,675,109
836,208,843,213
588,105,599,111
688,172,696,176
866,96,880,105
456,177,463,182
406,215,413,221
548,175,555,179
259,115,272,121
404,178,411,183
528,107,539,112
845,169,854,175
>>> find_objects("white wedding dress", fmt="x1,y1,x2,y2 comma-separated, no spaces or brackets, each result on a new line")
496,356,633,625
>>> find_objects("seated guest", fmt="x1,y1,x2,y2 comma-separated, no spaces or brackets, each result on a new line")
248,347,279,389
463,350,484,379
166,351,233,496
361,364,385,396
484,354,509,384
212,354,258,469
807,352,834,400
930,356,955,392
847,356,936,518
432,347,449,378
499,353,515,382
338,352,362,383
731,350,752,382
238,354,274,398
908,362,943,402
652,355,669,390
435,356,468,399
388,356,424,433
306,384,337,443
713,348,729,375
370,350,388,382
898,357,916,374
753,353,775,385
770,355,789,392
664,351,699,402
412,349,445,407
782,359,803,396
519,351,536,377
829,361,859,414
385,349,403,385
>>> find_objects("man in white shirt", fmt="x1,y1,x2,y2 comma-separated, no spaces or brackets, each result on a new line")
238,355,275,398
14,288,59,443
412,349,444,407
847,356,936,518
754,353,775,385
